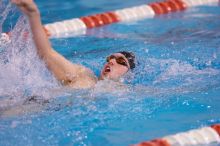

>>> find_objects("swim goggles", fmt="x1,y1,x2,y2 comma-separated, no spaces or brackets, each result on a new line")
106,55,129,68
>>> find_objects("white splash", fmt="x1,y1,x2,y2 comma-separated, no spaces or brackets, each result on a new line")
0,2,59,110
154,59,219,84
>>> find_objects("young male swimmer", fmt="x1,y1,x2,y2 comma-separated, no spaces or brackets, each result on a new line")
11,0,135,89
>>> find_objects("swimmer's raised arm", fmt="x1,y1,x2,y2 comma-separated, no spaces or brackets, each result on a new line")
11,0,97,88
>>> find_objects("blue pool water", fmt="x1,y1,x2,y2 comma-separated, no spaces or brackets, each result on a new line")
0,0,220,146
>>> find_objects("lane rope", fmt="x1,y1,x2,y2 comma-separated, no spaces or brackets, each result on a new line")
133,124,220,146
0,0,219,41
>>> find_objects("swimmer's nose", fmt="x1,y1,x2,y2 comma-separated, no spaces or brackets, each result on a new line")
108,58,117,65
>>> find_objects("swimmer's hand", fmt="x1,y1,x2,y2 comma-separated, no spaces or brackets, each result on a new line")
11,0,39,17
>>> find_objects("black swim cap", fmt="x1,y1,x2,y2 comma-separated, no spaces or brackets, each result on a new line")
118,51,135,69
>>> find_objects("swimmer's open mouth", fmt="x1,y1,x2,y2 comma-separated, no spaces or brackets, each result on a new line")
104,66,111,73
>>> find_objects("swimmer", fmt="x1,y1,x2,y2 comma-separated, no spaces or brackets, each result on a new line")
11,0,136,89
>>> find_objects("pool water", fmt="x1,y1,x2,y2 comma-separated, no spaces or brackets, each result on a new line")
0,0,220,146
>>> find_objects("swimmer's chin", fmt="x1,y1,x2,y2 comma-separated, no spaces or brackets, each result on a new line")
99,72,112,80
99,74,120,82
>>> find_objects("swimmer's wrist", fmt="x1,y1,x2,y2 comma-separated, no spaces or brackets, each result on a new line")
27,10,40,17
25,3,40,17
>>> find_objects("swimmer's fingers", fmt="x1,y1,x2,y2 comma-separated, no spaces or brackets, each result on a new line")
11,0,39,16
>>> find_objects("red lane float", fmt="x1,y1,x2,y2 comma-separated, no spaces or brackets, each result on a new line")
134,139,170,146
173,0,187,10
166,0,182,11
0,0,219,40
134,124,220,146
148,0,186,15
211,124,220,136
149,3,165,14
80,12,119,28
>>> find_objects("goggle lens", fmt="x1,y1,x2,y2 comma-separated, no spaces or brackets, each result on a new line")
106,55,128,67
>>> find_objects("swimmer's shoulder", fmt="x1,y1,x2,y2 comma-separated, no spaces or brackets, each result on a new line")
67,66,98,89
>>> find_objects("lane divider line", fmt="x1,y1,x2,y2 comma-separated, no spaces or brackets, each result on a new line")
133,124,220,146
0,0,219,41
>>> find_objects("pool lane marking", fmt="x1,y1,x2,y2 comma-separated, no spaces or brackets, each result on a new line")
80,12,119,28
133,139,170,146
44,18,87,37
43,0,218,37
211,124,220,137
0,0,219,40
134,124,220,146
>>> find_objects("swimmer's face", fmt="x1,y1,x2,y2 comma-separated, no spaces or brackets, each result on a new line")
100,53,130,80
